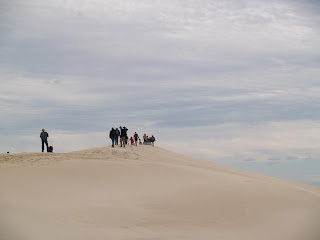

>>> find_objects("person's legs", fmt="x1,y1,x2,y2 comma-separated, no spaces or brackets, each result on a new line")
44,139,49,152
42,140,44,152
115,137,118,145
120,137,124,147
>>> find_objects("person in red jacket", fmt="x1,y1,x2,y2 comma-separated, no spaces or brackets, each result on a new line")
130,137,134,145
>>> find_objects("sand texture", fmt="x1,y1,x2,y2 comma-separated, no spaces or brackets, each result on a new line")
1,146,319,240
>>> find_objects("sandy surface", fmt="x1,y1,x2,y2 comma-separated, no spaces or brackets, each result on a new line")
1,146,319,240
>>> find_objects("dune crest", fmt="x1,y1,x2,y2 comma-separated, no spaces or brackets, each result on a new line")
1,146,319,240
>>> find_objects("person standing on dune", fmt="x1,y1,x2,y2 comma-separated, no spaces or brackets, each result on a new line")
143,133,147,144
134,132,139,146
109,127,117,148
115,128,120,145
40,128,49,152
120,126,128,148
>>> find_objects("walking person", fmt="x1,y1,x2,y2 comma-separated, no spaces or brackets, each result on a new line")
151,135,156,146
40,128,49,152
115,128,120,145
134,132,139,146
109,127,117,148
143,133,147,144
120,126,128,148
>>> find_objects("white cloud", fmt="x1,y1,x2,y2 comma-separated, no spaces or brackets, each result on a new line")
158,121,320,162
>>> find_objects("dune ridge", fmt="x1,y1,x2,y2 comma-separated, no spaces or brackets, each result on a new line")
1,146,319,240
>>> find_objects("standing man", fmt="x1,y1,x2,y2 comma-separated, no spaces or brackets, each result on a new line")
120,126,128,148
143,133,147,144
134,132,139,146
109,127,117,148
151,135,156,146
115,127,120,145
40,128,49,152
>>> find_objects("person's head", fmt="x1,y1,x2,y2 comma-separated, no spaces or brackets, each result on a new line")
42,128,45,132
120,126,122,129
116,128,118,130
112,127,114,130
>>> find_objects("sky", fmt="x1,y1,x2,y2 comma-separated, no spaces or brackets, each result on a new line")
1,0,320,185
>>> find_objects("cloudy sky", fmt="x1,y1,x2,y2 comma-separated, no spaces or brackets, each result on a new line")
1,0,320,185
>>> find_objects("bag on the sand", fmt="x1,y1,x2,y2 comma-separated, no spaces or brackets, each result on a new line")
48,146,53,152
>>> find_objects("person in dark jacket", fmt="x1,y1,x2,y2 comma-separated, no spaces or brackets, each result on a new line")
151,135,156,146
109,127,117,148
120,126,128,148
134,132,139,146
40,128,49,152
115,128,120,145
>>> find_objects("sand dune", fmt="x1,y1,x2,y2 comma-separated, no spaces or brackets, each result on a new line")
1,146,319,240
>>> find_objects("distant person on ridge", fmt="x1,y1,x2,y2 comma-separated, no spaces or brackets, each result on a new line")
134,132,139,146
151,135,156,146
40,128,49,152
124,127,128,145
120,126,128,148
115,128,120,145
109,127,117,148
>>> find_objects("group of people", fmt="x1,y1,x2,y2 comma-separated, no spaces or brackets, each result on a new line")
109,126,156,148
39,127,156,152
109,126,129,148
142,133,156,145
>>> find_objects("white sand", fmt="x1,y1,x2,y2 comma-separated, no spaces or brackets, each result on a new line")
0,146,319,240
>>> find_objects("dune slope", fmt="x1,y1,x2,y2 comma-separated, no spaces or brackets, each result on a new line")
0,146,319,240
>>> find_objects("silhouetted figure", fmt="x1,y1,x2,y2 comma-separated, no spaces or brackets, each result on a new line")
151,135,156,146
134,132,139,146
120,126,128,148
115,128,120,145
40,129,49,152
109,127,117,148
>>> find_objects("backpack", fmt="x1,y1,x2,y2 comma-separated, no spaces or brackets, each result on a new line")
48,146,53,152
